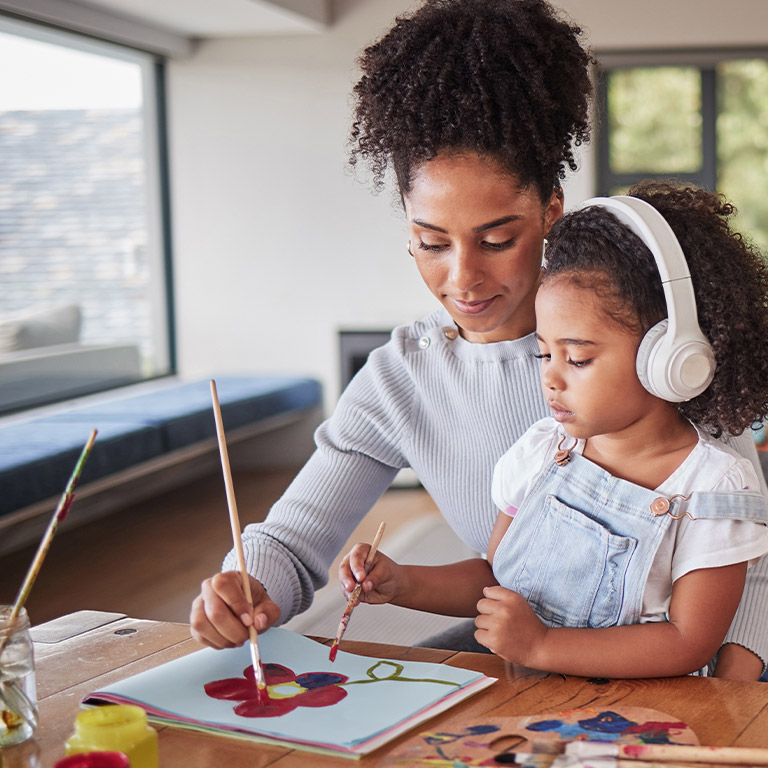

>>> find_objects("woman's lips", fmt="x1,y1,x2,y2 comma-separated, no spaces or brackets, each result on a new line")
450,297,496,315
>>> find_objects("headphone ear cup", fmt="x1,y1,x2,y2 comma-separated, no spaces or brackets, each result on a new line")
636,319,668,398
637,319,716,402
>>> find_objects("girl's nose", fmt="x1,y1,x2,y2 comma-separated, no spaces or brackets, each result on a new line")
541,361,563,391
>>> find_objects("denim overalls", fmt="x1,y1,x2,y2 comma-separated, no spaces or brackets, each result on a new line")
492,447,768,629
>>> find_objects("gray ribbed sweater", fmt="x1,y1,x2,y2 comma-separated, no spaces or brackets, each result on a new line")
224,307,768,666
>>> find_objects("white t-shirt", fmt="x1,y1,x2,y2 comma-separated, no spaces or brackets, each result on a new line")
492,417,768,623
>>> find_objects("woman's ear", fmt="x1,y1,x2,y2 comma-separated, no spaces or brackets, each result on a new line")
544,187,564,233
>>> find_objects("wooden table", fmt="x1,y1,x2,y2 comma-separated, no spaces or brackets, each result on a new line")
4,610,768,767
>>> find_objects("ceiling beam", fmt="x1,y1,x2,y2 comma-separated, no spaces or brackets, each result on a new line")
0,0,192,57
257,0,331,28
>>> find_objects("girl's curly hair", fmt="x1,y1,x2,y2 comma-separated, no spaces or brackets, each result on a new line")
543,180,768,438
349,0,593,201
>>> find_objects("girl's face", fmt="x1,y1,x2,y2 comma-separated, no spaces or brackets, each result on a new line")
403,152,562,343
535,278,665,440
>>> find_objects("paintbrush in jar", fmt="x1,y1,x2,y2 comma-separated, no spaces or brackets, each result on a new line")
0,428,97,656
329,521,386,662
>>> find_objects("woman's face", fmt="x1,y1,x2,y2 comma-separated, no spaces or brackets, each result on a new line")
403,152,562,343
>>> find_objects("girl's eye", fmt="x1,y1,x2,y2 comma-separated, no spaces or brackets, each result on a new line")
568,358,592,368
533,352,550,361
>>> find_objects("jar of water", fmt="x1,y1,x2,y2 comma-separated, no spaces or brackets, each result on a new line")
0,606,38,746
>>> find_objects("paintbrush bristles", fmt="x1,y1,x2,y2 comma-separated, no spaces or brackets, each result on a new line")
210,380,267,691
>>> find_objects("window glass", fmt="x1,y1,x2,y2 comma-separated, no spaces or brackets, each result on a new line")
718,59,768,251
607,67,702,174
0,19,171,414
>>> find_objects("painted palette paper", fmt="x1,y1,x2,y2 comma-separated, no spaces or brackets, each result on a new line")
83,627,496,758
383,706,698,767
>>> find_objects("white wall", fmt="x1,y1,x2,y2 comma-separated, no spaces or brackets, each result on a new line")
168,0,768,410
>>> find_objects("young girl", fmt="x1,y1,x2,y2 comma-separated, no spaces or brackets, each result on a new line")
340,181,768,678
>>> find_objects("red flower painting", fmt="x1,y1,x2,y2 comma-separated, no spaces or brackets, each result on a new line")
204,663,348,718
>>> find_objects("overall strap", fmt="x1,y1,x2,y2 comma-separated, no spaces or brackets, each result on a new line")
668,490,768,523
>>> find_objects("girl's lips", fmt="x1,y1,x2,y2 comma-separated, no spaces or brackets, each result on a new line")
549,403,574,422
450,297,496,315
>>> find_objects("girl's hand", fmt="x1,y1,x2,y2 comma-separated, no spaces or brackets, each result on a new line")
338,544,404,605
474,585,548,665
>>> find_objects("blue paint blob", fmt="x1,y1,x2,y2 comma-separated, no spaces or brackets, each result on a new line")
294,672,345,689
527,719,564,732
578,711,636,734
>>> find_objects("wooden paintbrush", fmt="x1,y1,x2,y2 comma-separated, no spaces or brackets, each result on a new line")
0,428,96,731
329,521,386,662
568,740,768,765
0,428,97,657
210,380,267,700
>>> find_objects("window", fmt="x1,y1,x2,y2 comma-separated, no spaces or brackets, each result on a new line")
0,16,173,414
596,52,768,251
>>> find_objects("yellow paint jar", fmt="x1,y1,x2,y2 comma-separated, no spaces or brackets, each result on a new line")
66,705,158,768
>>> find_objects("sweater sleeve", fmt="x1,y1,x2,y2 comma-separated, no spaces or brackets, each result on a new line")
720,430,768,670
222,332,416,624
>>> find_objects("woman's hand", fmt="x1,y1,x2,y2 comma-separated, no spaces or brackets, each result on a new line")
190,570,280,649
474,585,547,665
338,544,404,605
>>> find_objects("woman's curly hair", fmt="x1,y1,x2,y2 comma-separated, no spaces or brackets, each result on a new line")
349,0,593,201
543,180,768,438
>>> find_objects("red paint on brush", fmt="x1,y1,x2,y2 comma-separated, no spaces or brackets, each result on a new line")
620,745,646,757
329,643,338,662
57,494,75,522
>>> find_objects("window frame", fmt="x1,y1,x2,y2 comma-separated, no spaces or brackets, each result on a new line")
0,14,176,411
595,48,768,196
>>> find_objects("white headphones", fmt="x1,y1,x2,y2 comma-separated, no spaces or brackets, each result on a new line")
578,195,716,403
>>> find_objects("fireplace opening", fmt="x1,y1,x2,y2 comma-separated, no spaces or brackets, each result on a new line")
338,330,392,394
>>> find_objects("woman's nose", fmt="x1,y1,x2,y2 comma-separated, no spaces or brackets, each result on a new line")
448,247,484,293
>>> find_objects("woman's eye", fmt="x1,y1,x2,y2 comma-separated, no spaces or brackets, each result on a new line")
533,352,550,361
417,240,448,252
483,237,516,251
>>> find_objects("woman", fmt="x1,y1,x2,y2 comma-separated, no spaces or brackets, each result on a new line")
190,0,767,679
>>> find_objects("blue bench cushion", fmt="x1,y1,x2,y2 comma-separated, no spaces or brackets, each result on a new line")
0,376,321,517
0,420,163,517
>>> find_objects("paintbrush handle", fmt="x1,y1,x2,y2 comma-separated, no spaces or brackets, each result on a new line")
0,429,97,657
365,521,386,566
329,522,387,659
210,380,266,689
570,741,768,765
